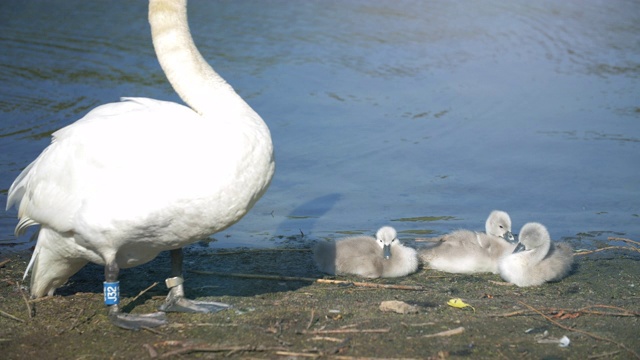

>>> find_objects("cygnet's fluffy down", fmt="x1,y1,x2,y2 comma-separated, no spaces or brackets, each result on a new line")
498,222,574,287
418,210,517,274
313,226,419,278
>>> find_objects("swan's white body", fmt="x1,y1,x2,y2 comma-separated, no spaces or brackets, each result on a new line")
498,222,573,287
418,210,516,274
6,0,274,300
314,226,419,278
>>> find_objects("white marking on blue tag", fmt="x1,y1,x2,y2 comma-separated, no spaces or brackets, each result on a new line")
104,281,120,305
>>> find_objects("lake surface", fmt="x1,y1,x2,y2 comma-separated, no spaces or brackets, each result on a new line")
1,0,639,250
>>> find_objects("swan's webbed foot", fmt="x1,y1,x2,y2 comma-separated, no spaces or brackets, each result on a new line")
159,296,231,313
103,264,167,330
108,304,167,330
158,276,231,313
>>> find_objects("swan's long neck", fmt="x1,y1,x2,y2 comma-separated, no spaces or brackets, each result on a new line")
149,0,250,115
530,238,551,263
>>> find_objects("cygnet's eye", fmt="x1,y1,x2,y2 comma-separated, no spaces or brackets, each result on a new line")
499,225,504,229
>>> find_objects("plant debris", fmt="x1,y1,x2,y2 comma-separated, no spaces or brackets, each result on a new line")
379,300,419,314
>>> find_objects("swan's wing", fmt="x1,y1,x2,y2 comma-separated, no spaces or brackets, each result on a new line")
7,98,212,236
440,230,478,245
542,242,574,282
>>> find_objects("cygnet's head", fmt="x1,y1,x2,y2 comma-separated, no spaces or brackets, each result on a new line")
486,210,515,242
375,226,398,259
512,222,550,254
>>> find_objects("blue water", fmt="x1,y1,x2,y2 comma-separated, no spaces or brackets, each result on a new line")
1,0,639,251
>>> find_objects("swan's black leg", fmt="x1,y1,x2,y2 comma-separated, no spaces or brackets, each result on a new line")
105,261,167,330
158,248,231,313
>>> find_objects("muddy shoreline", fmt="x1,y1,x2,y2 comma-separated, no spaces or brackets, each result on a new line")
0,241,638,359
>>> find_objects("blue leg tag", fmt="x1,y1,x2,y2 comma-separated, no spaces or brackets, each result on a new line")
104,281,120,305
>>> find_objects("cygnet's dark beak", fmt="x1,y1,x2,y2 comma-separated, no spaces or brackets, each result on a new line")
504,231,516,243
383,244,392,259
512,242,526,254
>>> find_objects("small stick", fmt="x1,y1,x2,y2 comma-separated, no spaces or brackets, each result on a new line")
308,278,424,290
608,237,640,246
158,345,287,358
588,350,622,359
0,259,11,267
574,246,640,256
129,282,159,303
303,328,390,334
489,309,529,318
488,280,513,286
142,343,159,358
309,336,344,342
0,309,25,323
518,301,640,359
306,309,316,330
27,297,52,304
402,322,435,327
422,326,465,338
490,305,640,318
141,326,166,335
275,351,320,358
188,270,425,291
58,308,85,335
578,305,640,317
17,281,33,319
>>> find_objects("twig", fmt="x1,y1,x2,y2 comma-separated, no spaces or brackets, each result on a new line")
188,270,425,291
17,281,33,319
401,322,435,327
489,309,529,318
129,282,159,303
588,350,622,359
0,259,11,267
142,326,166,335
27,296,52,304
518,301,640,359
158,344,287,358
575,237,639,256
578,305,640,317
306,309,316,330
422,326,465,338
309,336,344,342
58,308,85,335
488,280,513,286
142,343,159,358
0,309,25,323
275,351,320,358
490,304,640,318
574,246,640,256
302,328,390,335
608,237,640,246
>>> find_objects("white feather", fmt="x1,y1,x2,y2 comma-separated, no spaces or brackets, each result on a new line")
7,0,275,297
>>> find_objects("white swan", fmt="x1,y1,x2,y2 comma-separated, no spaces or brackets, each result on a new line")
314,226,419,278
5,0,274,329
498,222,574,287
485,210,515,241
418,210,517,274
